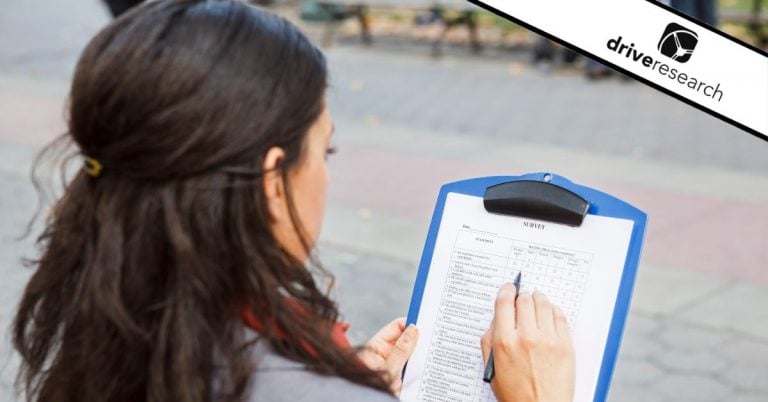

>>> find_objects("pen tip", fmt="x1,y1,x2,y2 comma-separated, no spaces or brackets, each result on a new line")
514,271,521,284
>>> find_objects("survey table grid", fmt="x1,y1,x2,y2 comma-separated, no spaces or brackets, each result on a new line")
417,229,594,402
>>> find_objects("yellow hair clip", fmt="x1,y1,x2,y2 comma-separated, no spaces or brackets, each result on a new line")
83,156,103,178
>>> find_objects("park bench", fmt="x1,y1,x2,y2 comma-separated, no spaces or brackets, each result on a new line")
301,0,483,56
719,0,768,47
301,0,768,53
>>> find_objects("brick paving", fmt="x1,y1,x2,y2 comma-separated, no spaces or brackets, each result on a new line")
321,46,767,172
322,246,768,402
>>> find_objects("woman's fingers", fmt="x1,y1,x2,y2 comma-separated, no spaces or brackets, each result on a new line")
386,324,418,374
384,324,418,396
480,324,493,365
553,305,570,339
492,283,518,337
515,291,537,334
364,317,407,358
485,288,576,402
533,291,555,334
374,317,407,344
495,286,560,336
392,317,406,331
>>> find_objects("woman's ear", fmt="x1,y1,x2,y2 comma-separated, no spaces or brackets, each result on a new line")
262,146,287,222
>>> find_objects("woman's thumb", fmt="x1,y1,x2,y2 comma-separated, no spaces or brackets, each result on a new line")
388,324,419,369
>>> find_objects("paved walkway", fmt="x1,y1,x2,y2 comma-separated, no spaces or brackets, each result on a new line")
315,117,768,401
0,1,766,401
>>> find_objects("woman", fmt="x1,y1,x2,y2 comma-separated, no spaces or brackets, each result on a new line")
12,1,574,401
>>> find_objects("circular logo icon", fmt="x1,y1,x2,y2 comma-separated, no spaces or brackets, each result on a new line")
657,23,699,63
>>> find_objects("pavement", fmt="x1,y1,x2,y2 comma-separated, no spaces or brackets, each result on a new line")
0,1,767,401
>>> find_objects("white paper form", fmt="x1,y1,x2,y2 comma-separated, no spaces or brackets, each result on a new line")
401,193,634,402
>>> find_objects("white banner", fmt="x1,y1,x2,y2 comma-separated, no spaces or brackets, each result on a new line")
469,0,768,140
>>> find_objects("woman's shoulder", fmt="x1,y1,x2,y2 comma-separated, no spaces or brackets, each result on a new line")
246,333,397,402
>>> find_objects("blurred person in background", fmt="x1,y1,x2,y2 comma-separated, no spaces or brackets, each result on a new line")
670,0,718,26
103,0,143,17
532,37,579,68
12,1,575,402
587,0,676,79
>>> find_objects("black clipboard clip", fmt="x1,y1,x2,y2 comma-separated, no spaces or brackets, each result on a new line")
483,174,590,227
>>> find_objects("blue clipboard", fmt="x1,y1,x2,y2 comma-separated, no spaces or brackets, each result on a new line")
404,172,647,402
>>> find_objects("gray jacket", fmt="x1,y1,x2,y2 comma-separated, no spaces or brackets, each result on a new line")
245,331,398,401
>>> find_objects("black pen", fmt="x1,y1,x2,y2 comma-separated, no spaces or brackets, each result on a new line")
483,271,522,383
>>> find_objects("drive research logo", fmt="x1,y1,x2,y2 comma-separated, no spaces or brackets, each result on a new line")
657,23,699,63
606,30,723,102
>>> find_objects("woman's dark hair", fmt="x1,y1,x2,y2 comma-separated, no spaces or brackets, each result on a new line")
12,1,391,401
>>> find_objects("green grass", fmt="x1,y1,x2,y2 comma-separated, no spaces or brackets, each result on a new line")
720,0,762,11
370,0,764,32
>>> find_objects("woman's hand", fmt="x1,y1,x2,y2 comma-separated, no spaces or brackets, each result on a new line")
358,317,419,396
481,284,575,402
